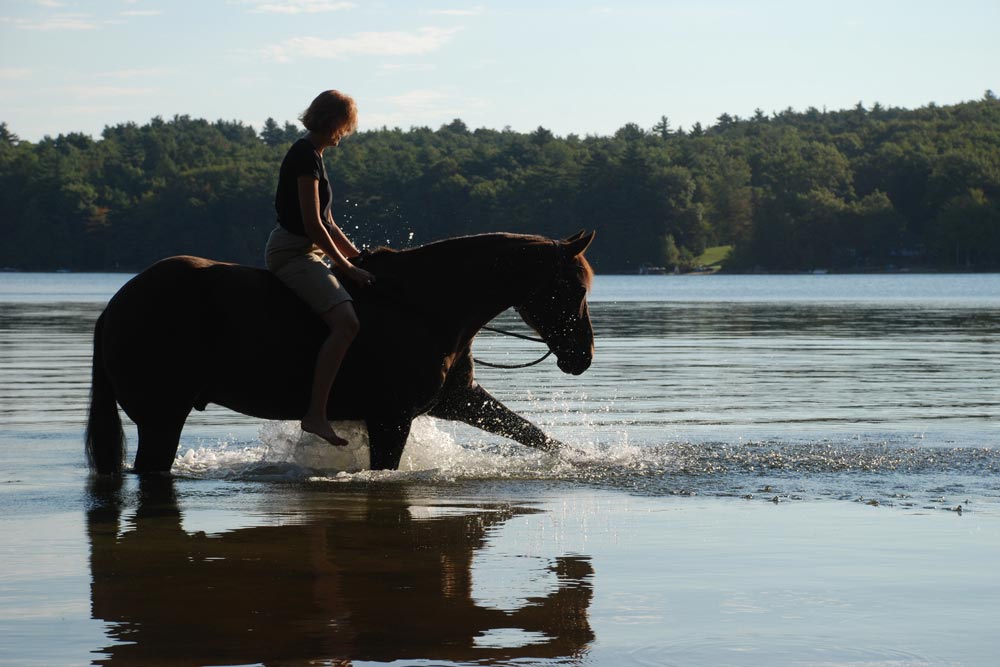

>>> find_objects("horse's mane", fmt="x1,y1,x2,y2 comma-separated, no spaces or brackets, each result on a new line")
362,232,551,273
373,231,548,256
361,232,594,289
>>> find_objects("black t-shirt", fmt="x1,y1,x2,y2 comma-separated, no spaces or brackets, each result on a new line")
274,138,332,237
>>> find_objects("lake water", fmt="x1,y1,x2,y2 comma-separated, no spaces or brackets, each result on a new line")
1,272,999,666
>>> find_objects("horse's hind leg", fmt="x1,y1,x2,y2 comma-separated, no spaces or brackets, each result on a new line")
132,410,190,475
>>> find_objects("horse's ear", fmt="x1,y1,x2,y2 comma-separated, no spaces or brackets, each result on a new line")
564,230,595,257
564,230,586,242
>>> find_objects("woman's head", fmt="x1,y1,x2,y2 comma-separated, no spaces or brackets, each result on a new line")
300,90,358,143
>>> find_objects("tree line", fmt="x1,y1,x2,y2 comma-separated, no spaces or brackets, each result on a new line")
1,92,998,274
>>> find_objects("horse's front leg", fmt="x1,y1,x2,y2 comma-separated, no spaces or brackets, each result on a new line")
430,382,562,452
365,413,413,470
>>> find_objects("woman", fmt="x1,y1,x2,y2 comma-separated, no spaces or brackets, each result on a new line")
265,90,375,447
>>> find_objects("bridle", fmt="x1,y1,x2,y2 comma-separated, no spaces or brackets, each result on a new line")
474,252,583,370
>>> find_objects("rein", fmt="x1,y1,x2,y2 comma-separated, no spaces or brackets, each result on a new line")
475,325,552,369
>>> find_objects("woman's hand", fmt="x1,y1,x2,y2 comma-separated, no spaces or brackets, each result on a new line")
343,264,376,287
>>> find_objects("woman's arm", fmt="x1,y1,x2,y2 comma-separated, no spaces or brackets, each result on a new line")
325,217,361,259
297,175,374,283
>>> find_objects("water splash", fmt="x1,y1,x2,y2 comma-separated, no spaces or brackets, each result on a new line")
172,421,367,480
172,417,598,482
169,417,1000,510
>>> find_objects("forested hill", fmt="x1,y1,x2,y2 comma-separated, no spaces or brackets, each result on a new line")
2,93,999,274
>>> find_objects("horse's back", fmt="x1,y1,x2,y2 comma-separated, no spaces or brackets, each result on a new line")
100,257,315,409
113,255,267,304
96,252,467,424
108,256,310,325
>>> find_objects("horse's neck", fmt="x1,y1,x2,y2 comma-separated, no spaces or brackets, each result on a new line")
440,248,553,340
371,237,556,345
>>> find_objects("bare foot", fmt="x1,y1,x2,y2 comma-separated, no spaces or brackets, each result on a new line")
301,418,349,447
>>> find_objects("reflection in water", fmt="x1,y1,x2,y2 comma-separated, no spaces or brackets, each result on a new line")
86,479,594,666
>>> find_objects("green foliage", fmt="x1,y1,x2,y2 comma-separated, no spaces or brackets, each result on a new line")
1,96,999,273
695,245,733,270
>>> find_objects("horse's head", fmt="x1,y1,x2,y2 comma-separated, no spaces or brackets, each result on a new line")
516,231,596,375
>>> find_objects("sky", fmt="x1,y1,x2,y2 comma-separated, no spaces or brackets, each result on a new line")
2,0,998,142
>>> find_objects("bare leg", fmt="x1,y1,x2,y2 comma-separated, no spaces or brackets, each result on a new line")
301,301,360,446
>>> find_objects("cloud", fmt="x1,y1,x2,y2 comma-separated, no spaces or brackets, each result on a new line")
467,58,498,70
247,0,355,13
62,85,159,99
377,63,436,76
363,88,489,128
92,68,174,79
426,6,485,16
0,67,32,80
5,13,104,30
386,89,451,110
261,26,462,63
120,10,163,17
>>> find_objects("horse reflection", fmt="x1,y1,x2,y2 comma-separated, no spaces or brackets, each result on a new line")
87,479,594,666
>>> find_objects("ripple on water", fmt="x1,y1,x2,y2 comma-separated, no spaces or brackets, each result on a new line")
621,639,948,667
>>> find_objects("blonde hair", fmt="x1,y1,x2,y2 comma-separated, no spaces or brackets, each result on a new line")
300,90,358,140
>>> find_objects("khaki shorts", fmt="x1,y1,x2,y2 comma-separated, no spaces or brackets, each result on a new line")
265,225,352,315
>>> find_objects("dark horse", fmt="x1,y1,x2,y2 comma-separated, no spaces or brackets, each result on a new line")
86,231,595,474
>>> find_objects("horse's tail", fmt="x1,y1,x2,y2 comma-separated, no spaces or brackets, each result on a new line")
85,311,125,475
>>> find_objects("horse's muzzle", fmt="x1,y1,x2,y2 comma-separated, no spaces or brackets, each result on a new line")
557,353,592,375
